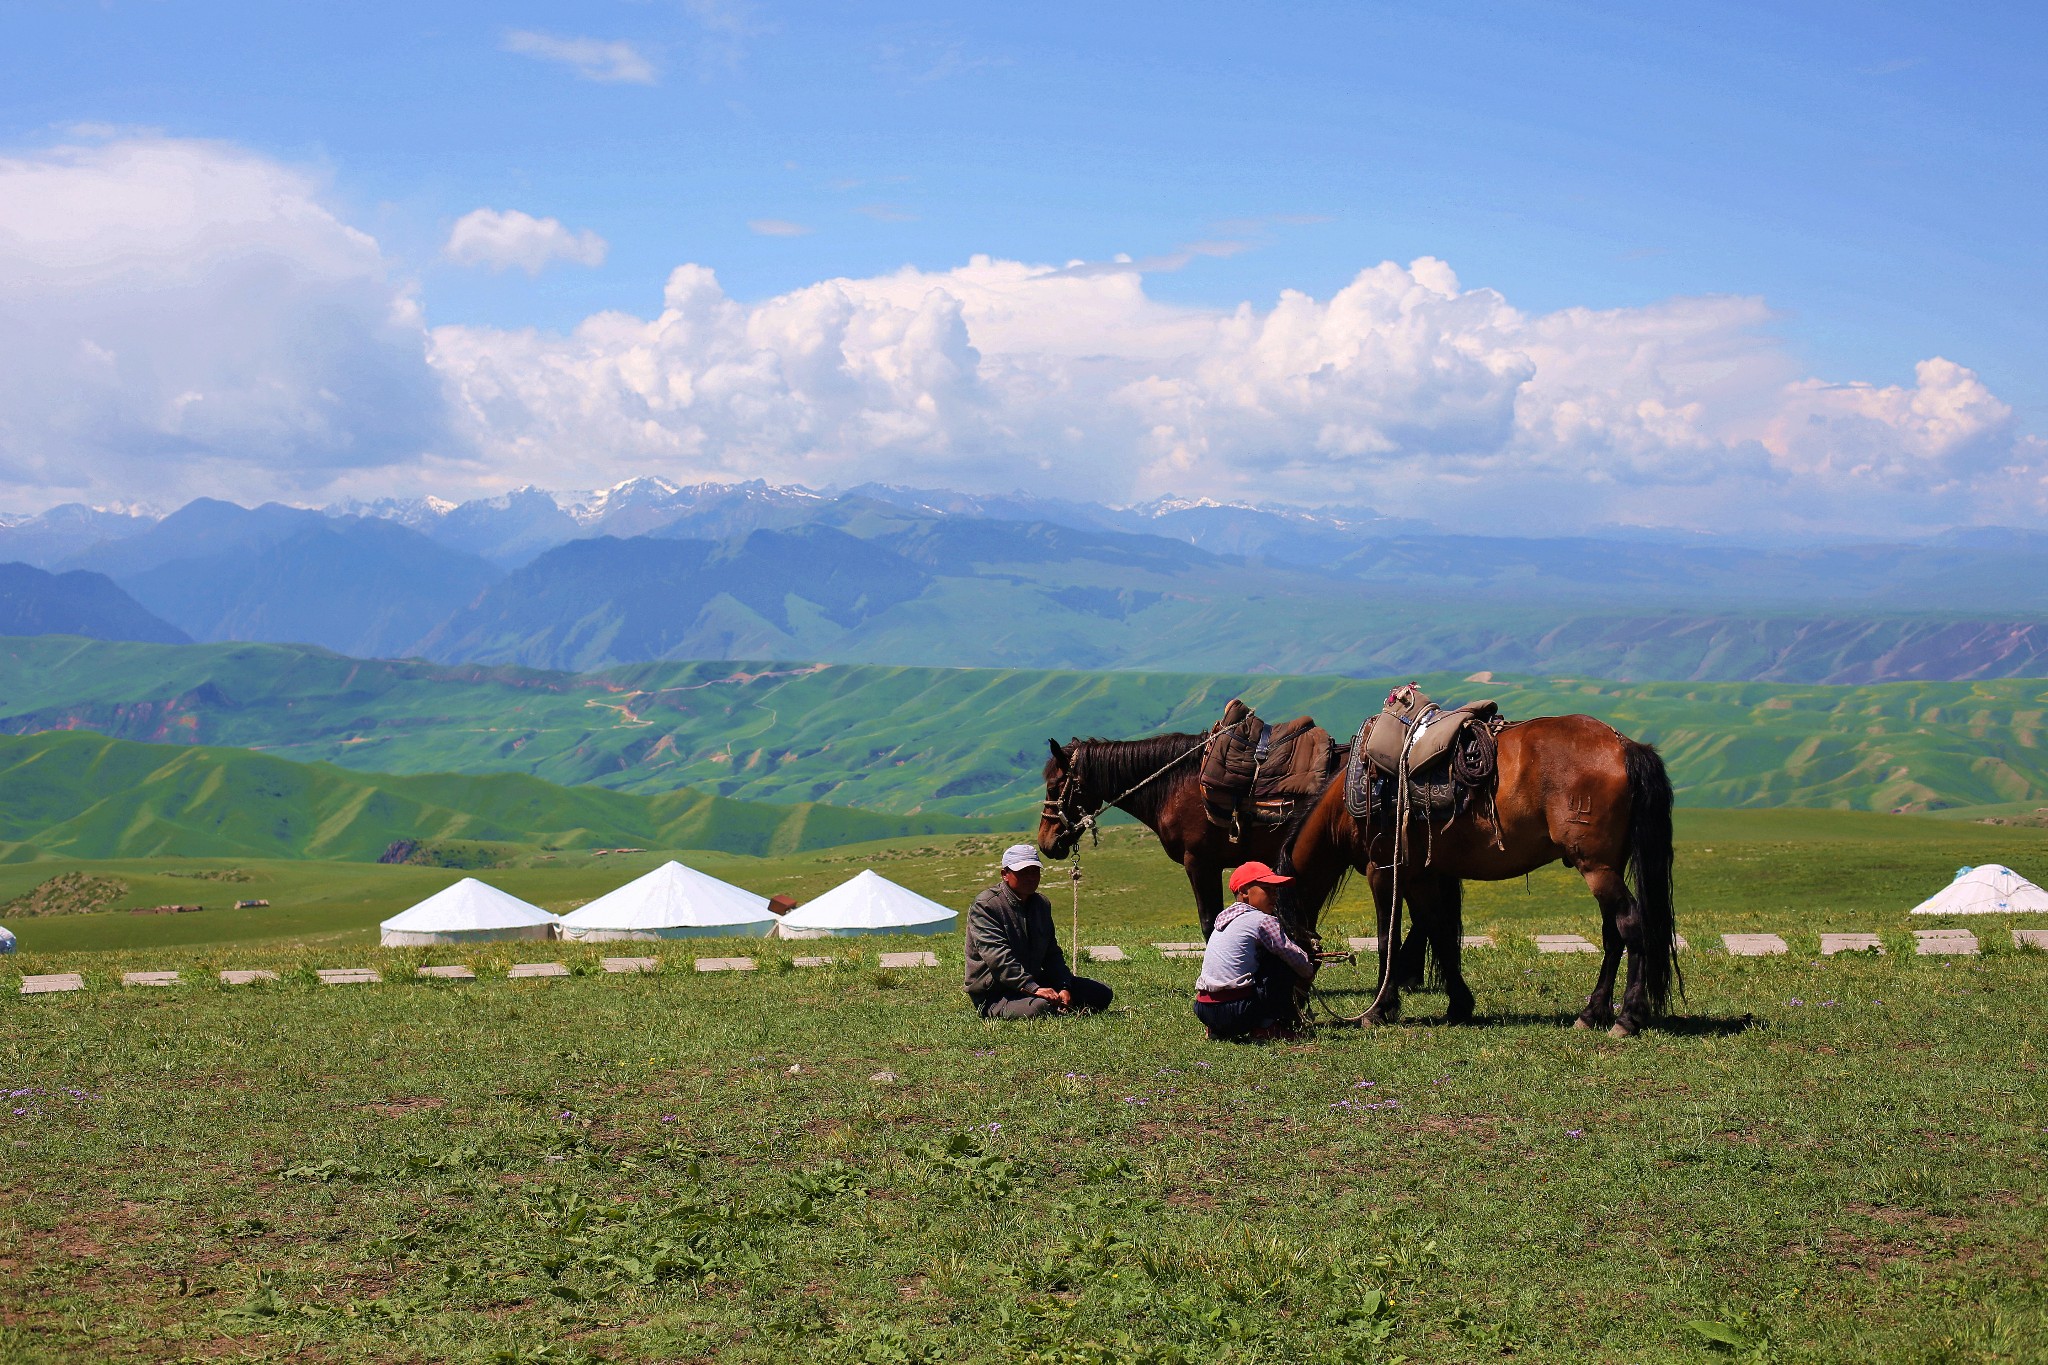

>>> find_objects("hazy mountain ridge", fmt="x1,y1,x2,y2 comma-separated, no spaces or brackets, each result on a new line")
0,563,189,645
2,478,2046,680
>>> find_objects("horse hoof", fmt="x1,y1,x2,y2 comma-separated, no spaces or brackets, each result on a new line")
1607,1023,1638,1039
1572,1018,1593,1032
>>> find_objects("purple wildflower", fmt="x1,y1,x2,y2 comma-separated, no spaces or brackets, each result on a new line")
1567,1129,1584,1138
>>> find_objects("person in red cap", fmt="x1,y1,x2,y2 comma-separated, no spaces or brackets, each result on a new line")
1193,862,1317,1040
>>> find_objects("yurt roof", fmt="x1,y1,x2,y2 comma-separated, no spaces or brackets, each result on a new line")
380,878,556,933
558,860,770,930
777,869,958,931
1908,864,2048,916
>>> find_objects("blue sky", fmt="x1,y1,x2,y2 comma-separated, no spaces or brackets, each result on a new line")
1,2,2042,531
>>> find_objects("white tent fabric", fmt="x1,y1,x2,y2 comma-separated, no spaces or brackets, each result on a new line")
558,861,776,941
1909,864,2048,916
380,878,559,946
0,923,14,954
776,869,959,938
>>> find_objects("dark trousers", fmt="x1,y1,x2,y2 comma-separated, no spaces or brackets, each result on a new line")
973,976,1115,1019
1192,962,1299,1039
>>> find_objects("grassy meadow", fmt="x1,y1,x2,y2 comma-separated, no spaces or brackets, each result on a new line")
5,810,2048,1362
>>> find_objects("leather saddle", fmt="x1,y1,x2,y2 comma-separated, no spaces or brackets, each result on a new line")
1200,698,1339,830
1349,684,1503,826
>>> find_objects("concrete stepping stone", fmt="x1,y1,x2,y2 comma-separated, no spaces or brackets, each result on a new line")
1536,934,1597,954
695,957,756,973
122,971,180,987
316,968,381,985
1461,935,1494,949
879,951,938,969
20,973,85,995
1820,933,1884,956
416,965,475,980
1347,936,1378,952
1672,934,1690,951
792,955,835,968
1723,934,1788,957
602,957,657,973
1914,928,1979,956
508,962,569,978
2014,929,2048,950
1084,945,1126,962
220,969,280,985
1153,942,1204,959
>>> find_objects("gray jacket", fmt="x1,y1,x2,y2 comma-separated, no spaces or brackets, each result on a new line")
962,881,1074,1000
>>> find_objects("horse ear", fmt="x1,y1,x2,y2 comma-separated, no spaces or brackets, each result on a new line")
1048,738,1068,768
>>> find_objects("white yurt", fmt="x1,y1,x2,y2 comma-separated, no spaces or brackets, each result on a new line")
0,922,14,954
776,869,958,938
380,878,559,947
558,860,776,941
1909,864,2048,916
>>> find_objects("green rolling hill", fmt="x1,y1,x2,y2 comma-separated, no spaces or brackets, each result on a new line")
0,729,987,864
1,637,2046,820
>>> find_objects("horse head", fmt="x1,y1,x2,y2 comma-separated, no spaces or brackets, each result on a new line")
1038,738,1097,860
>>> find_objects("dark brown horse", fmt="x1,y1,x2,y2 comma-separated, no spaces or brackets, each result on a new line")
1283,715,1678,1036
1039,733,1318,938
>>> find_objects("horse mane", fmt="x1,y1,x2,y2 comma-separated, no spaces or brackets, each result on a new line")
1049,731,1207,829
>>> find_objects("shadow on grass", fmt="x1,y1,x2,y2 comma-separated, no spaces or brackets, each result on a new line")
1306,1005,1763,1036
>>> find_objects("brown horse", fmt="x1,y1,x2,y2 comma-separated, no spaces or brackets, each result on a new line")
1283,715,1678,1036
1039,733,1328,939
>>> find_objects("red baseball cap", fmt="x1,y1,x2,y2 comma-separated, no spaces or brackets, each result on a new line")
1228,862,1292,894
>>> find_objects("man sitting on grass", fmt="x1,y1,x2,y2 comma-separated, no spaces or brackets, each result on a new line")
963,845,1114,1019
1194,862,1317,1041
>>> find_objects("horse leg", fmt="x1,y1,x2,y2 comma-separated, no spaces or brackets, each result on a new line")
1362,865,1402,1026
1187,855,1224,939
1573,864,1637,1035
1428,874,1475,1024
1393,892,1430,988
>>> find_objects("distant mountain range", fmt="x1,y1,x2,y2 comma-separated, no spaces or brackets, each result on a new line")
0,562,187,645
0,476,2044,681
0,728,987,862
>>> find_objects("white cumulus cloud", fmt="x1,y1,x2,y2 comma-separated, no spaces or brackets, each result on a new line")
502,31,658,85
445,208,608,274
0,134,446,508
428,253,2041,532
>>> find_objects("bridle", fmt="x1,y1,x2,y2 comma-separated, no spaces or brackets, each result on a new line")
1040,734,1217,858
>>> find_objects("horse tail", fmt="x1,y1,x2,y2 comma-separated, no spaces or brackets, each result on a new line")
1623,738,1681,1015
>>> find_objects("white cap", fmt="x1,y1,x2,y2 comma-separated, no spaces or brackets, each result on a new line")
1001,844,1043,872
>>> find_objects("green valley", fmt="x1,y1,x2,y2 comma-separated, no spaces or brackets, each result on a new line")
0,730,986,866
3,637,2047,819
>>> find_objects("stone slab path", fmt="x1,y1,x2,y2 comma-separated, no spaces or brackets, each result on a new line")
879,951,938,969
1536,934,1597,954
1462,935,1495,949
1820,933,1884,955
123,971,180,986
316,968,381,985
1084,945,1126,962
792,955,835,968
1153,942,1204,959
20,973,84,994
696,957,756,972
1914,928,1979,956
2015,929,2048,950
219,970,279,985
416,965,475,980
508,962,569,978
1348,937,1378,952
1723,934,1788,957
602,957,657,973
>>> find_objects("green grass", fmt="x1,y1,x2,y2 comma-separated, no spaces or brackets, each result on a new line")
7,638,2048,821
5,812,2047,1361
